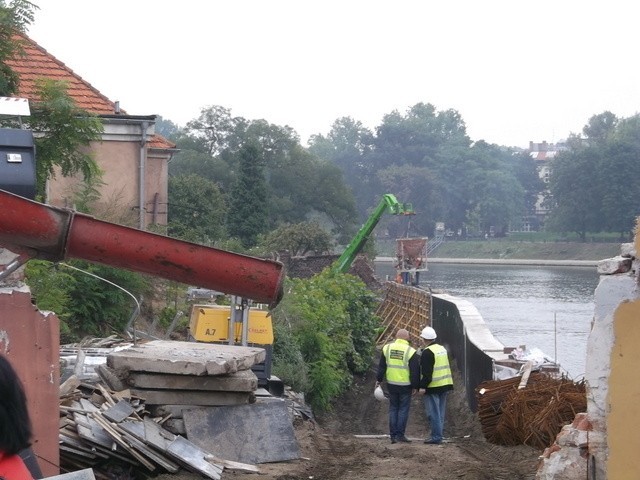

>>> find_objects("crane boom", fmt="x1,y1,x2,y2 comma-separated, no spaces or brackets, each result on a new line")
333,193,414,274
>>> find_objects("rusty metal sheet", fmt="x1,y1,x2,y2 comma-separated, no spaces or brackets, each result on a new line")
0,288,60,477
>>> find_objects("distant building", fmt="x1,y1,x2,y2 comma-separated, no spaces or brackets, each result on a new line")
527,140,568,230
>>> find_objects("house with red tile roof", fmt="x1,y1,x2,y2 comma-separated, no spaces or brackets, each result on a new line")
6,34,176,228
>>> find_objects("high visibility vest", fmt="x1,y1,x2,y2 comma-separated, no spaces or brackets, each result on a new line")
425,344,453,388
383,339,416,386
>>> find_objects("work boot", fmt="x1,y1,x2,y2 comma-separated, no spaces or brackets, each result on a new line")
397,435,411,443
390,436,397,444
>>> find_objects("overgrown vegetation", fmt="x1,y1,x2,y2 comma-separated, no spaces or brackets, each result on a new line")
270,269,380,411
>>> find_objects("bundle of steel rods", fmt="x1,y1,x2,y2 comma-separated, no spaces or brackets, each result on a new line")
476,372,586,449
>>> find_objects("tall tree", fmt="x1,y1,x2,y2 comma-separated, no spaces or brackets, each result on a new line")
547,140,603,241
226,140,268,247
26,79,103,196
167,174,227,243
0,0,36,95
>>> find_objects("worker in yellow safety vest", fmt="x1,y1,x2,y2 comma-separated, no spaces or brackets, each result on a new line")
419,326,453,445
376,329,420,444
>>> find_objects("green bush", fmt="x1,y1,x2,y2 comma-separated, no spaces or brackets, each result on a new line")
271,269,380,411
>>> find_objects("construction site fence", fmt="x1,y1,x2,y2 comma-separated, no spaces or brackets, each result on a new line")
376,282,498,413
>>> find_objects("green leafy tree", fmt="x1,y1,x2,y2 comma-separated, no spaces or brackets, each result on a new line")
309,117,374,214
167,174,227,243
24,260,76,339
170,106,359,239
61,261,150,340
258,221,333,257
226,140,268,247
0,0,36,95
27,79,103,195
547,137,604,240
547,112,640,240
598,115,640,238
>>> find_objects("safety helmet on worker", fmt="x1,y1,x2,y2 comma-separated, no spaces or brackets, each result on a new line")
374,385,386,401
420,326,437,340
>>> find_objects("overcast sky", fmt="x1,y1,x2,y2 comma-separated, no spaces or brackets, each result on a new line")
27,1,640,148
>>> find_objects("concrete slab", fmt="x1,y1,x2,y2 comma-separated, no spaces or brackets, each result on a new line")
131,388,252,406
126,369,258,392
183,402,300,464
107,340,266,376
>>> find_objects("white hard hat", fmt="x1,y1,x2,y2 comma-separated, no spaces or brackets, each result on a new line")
420,326,437,340
374,385,386,401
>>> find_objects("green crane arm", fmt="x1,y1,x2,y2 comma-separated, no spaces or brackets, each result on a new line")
333,193,413,274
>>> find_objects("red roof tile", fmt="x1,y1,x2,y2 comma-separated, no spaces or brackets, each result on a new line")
7,34,175,149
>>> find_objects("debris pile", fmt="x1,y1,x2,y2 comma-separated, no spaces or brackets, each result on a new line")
475,372,586,450
59,339,303,479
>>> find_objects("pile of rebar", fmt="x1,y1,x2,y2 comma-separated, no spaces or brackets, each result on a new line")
475,372,586,449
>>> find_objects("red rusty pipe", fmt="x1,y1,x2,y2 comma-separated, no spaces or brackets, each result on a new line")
0,190,284,306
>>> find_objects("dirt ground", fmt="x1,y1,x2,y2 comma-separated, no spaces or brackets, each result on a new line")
219,365,542,480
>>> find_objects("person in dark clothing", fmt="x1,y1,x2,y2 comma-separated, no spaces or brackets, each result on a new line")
0,355,34,480
418,326,453,445
376,328,420,444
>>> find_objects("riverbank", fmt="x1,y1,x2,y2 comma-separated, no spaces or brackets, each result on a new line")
377,239,621,265
376,256,599,266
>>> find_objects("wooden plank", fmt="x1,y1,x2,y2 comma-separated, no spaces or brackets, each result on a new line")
119,430,180,472
126,369,258,392
204,454,259,473
130,389,251,406
60,375,81,396
102,400,135,423
89,413,156,471
107,340,265,376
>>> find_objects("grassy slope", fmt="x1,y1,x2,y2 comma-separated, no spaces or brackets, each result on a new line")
431,241,621,261
376,239,622,261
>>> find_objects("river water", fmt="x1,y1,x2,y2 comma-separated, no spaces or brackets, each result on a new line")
374,262,600,379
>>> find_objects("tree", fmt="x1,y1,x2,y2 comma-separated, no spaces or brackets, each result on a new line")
547,112,640,240
0,0,36,95
186,105,240,156
1,4,102,200
308,117,374,216
226,140,268,247
167,174,227,243
598,115,640,238
547,142,602,240
26,79,103,196
258,221,333,257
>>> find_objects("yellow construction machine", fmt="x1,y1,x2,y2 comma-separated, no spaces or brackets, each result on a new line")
188,296,283,395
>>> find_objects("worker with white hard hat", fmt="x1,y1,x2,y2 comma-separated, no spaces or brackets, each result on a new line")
418,325,453,445
376,328,420,444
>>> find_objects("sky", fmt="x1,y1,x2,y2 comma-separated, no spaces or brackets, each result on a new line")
27,0,640,148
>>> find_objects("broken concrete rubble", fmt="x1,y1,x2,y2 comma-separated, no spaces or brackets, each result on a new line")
59,337,302,479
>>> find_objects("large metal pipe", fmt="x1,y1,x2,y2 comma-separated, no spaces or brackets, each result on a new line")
0,190,284,305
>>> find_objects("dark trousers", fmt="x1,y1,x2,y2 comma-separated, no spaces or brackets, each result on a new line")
388,389,412,439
